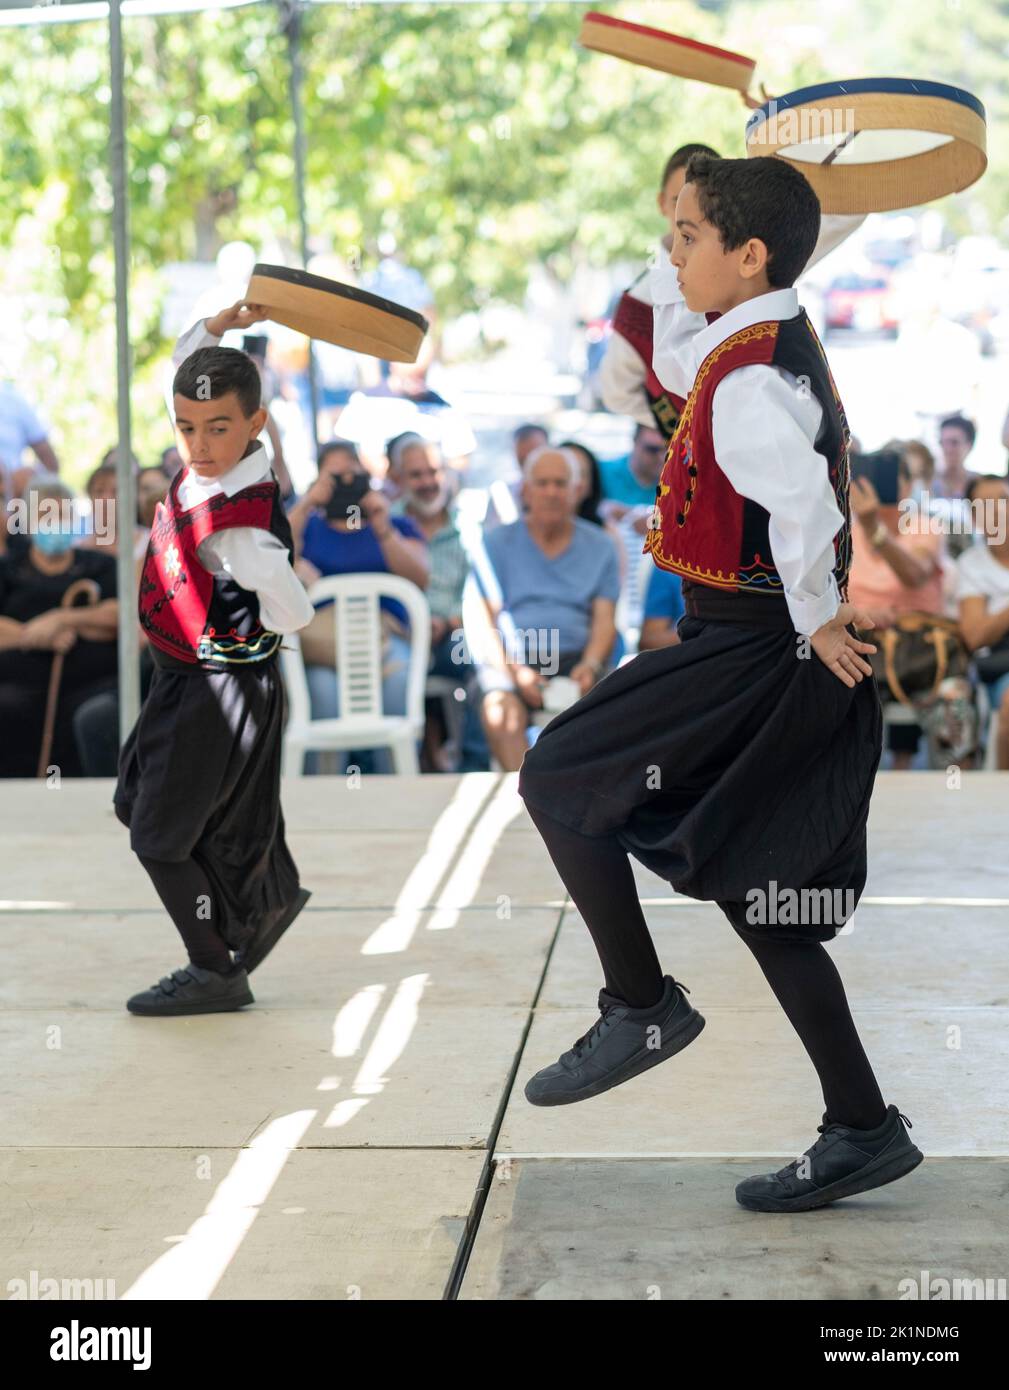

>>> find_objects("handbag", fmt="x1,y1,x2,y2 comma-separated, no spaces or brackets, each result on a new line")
869,611,970,706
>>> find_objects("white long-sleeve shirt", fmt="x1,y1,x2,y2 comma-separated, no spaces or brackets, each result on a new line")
599,236,708,427
170,320,313,636
601,213,866,431
655,286,847,636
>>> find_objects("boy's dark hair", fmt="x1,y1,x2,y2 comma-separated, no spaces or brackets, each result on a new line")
683,153,821,289
939,414,976,448
173,346,262,419
661,142,720,190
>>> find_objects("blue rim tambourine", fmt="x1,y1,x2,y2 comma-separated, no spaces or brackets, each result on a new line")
745,77,987,213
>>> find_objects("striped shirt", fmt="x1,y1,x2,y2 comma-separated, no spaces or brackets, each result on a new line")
390,498,469,619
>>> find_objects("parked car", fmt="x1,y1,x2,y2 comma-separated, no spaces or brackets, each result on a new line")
824,273,899,335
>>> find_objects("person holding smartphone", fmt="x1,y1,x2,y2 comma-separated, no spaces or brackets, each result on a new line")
286,440,429,772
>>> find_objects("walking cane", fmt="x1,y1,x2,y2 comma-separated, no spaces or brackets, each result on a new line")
36,577,102,778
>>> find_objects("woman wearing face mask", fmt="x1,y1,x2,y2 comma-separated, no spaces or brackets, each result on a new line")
286,440,429,773
0,475,119,777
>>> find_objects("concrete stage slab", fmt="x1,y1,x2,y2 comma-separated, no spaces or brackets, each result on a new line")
0,1147,479,1301
458,1157,1009,1301
1,772,1006,1300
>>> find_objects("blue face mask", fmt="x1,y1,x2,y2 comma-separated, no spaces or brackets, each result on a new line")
33,528,76,556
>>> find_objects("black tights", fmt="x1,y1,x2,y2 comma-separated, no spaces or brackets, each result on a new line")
138,854,234,974
525,803,888,1131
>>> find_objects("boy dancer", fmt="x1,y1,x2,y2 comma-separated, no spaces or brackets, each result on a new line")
518,155,923,1212
600,141,865,441
600,142,718,439
115,301,315,1016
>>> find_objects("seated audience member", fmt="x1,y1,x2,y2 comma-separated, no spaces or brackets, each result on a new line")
471,445,619,771
98,445,141,473
135,465,171,553
638,565,686,650
902,439,936,501
514,423,548,469
559,440,606,526
79,462,170,561
484,422,550,532
926,418,979,562
597,424,667,634
957,474,1009,769
596,423,666,514
382,430,432,504
848,451,947,769
389,431,478,770
934,415,981,501
70,465,167,774
287,439,429,773
0,475,119,777
160,445,184,480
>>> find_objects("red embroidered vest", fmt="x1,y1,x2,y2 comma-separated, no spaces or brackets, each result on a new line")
139,466,288,667
643,311,852,598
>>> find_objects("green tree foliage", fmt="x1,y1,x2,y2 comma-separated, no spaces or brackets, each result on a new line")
0,0,1003,480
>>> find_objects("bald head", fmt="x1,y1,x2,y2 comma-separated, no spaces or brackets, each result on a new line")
521,445,583,523
523,444,580,487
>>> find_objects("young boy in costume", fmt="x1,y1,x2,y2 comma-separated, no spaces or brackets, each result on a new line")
517,155,923,1212
115,301,315,1016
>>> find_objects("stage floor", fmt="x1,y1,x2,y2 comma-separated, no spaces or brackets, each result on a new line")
1,773,1007,1301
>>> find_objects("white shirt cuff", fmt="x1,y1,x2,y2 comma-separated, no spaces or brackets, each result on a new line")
785,571,841,636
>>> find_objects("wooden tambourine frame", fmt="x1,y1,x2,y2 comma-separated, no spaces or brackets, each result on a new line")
245,264,429,362
578,11,755,92
745,78,987,214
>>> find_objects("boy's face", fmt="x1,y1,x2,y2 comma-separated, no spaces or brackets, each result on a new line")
670,181,770,315
173,391,268,479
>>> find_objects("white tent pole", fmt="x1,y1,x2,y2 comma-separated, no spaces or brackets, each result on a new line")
279,0,320,459
109,0,141,742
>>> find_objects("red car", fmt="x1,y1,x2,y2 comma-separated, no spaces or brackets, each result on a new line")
824,273,898,334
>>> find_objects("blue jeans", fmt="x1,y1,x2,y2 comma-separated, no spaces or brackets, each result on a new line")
428,629,491,771
304,632,414,774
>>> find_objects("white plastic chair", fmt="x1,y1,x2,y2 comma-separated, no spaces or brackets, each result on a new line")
280,572,431,775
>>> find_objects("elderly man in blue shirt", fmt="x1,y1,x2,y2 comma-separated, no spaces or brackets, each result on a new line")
471,444,620,771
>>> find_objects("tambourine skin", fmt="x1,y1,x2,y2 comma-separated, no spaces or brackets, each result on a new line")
745,78,987,214
579,11,755,92
245,264,429,362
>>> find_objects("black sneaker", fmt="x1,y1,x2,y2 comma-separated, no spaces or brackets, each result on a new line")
235,888,312,975
126,963,254,1017
735,1104,924,1212
524,975,705,1107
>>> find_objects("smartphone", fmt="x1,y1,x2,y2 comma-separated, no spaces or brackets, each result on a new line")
850,449,901,507
324,471,372,521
